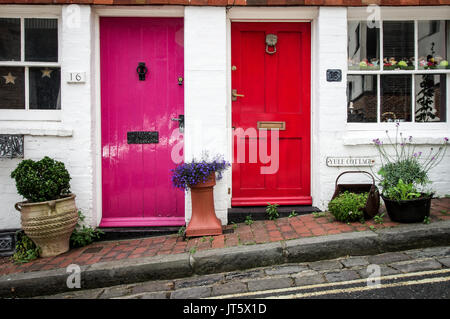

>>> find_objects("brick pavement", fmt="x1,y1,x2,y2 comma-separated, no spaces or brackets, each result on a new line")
1,197,449,277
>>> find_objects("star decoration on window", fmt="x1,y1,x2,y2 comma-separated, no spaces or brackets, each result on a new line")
41,68,53,78
2,72,16,85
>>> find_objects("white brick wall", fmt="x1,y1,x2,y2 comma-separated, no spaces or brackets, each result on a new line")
184,6,229,225
0,5,94,229
1,5,449,231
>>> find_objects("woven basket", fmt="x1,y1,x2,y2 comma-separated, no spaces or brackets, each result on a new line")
15,194,78,257
331,171,380,220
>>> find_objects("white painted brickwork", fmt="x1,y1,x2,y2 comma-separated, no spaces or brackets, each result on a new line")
0,5,449,230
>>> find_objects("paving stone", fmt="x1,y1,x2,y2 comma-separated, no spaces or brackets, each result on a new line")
367,252,411,265
98,286,132,299
340,257,369,268
224,269,265,281
137,291,169,299
246,277,294,292
170,286,212,299
437,257,450,268
130,280,174,295
405,246,450,259
264,264,309,276
308,260,343,271
211,281,248,296
174,273,224,289
357,265,400,278
323,269,361,283
293,270,326,286
389,259,442,273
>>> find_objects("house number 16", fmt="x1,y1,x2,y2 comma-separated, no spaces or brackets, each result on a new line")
66,72,86,83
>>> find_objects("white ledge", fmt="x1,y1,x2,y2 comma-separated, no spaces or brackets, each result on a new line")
343,131,449,146
0,124,73,137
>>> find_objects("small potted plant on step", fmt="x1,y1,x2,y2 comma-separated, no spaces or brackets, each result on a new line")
11,156,78,257
171,154,230,237
372,124,448,223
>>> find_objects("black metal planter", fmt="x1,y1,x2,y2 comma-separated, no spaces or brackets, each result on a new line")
381,194,432,223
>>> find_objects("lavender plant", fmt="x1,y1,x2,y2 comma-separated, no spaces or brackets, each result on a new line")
171,154,230,190
372,123,448,198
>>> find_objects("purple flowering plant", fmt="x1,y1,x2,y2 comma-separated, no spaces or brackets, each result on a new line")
171,153,230,190
372,123,448,198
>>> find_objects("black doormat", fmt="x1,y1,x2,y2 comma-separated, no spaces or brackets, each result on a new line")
97,226,182,241
227,206,321,224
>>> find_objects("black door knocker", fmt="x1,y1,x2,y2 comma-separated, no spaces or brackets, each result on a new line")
137,62,148,81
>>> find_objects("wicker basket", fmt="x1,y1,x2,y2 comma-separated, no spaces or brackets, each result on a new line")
331,171,380,220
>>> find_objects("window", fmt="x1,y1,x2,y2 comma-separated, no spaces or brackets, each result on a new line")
0,17,60,111
347,19,449,124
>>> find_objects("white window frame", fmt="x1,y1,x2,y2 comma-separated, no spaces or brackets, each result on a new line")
0,8,62,121
346,7,450,133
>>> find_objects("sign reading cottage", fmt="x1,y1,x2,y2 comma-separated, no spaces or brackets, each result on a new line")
0,1,449,231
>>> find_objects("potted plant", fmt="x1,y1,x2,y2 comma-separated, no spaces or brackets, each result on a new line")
11,156,78,257
372,124,448,223
171,154,230,237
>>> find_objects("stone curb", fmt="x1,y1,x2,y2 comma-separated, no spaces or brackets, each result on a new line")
1,220,450,298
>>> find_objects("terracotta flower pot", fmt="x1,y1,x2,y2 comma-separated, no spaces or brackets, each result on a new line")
186,173,223,237
15,194,79,257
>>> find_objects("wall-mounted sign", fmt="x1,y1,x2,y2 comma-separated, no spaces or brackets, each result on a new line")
326,157,375,167
0,135,24,158
66,72,86,83
326,69,342,82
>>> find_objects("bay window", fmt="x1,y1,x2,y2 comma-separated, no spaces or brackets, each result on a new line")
347,18,449,124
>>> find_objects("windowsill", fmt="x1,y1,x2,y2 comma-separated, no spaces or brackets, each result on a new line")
0,121,72,137
344,127,449,146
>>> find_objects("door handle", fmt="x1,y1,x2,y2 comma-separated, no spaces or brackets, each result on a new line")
171,115,184,133
232,89,245,101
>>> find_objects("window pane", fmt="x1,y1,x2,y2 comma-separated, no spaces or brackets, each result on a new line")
25,18,58,62
0,67,25,109
418,21,450,70
29,67,61,110
383,21,415,70
381,75,412,122
0,18,21,61
415,74,447,122
348,21,380,70
347,75,377,122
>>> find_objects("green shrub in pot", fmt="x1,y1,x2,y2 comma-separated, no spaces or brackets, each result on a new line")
328,191,369,223
10,156,71,203
11,156,78,257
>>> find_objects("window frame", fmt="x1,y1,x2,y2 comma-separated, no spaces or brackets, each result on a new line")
0,9,62,121
347,8,450,132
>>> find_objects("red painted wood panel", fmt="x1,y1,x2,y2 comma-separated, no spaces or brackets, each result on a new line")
100,17,185,226
231,22,311,206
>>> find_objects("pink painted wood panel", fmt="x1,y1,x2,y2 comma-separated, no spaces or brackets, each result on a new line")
100,17,185,227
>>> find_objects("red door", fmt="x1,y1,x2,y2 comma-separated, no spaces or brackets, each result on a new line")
100,18,185,227
231,22,311,206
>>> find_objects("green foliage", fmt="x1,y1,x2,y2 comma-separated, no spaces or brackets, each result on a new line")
384,179,422,201
245,215,254,225
374,213,385,224
378,159,429,193
177,226,186,237
328,191,368,223
70,211,104,248
266,203,279,220
312,212,328,218
10,156,71,203
423,216,431,224
12,231,40,264
288,211,298,218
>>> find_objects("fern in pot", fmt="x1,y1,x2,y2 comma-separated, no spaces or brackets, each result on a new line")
372,124,448,223
11,156,79,257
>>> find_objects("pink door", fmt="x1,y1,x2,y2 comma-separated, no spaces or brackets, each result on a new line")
100,17,185,227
